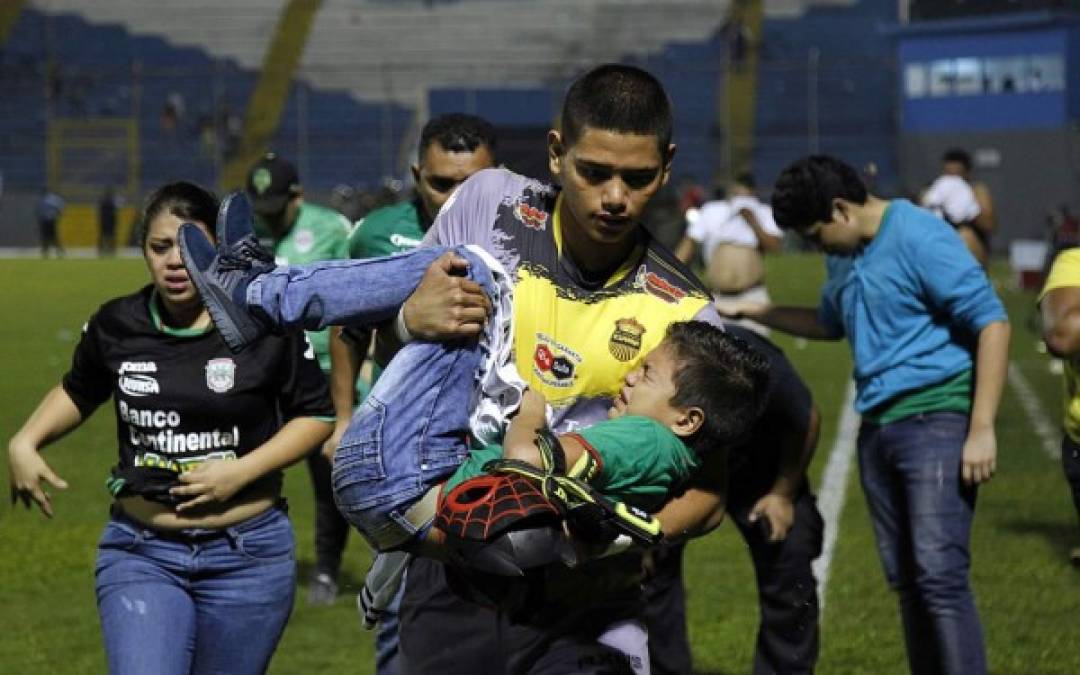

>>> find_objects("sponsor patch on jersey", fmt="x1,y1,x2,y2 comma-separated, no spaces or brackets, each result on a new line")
205,358,236,394
532,333,581,388
513,198,549,231
118,362,160,396
119,374,160,397
634,265,687,304
389,233,423,250
609,318,646,362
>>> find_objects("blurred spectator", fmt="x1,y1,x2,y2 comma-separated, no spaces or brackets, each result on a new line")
1049,204,1080,255
329,184,359,222
677,177,705,214
1038,249,1080,566
161,91,185,134
720,16,752,71
921,148,995,266
676,173,782,336
98,186,119,257
36,188,65,258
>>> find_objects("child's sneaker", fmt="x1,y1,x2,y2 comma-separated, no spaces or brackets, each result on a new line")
178,222,275,352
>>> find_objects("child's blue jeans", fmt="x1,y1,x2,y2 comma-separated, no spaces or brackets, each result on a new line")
247,245,497,550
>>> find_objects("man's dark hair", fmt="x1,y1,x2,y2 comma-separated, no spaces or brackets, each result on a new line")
139,181,218,247
418,113,497,161
941,147,972,172
560,64,673,156
664,321,771,456
771,155,868,232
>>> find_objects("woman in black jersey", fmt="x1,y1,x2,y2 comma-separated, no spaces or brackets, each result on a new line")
7,182,333,674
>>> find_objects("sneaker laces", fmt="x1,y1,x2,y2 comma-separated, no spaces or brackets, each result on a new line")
218,237,275,272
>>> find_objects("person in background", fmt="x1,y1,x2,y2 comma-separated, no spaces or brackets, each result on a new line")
330,112,497,673
98,186,119,257
245,152,361,606
921,148,995,267
37,187,65,258
7,182,332,674
725,155,1009,675
675,173,783,336
1038,247,1080,566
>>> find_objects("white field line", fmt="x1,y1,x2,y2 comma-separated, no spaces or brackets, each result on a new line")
1007,362,1060,460
812,380,859,613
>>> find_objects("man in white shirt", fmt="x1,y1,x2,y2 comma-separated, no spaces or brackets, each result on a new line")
676,173,782,335
920,148,995,267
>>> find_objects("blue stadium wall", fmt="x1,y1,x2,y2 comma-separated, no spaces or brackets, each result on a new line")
754,1,899,194
895,11,1080,243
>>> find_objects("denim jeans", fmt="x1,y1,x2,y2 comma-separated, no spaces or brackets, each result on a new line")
857,412,986,675
247,245,497,550
95,506,296,675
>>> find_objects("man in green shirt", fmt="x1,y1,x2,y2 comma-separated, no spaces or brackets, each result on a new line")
327,114,496,675
329,114,497,434
246,152,359,606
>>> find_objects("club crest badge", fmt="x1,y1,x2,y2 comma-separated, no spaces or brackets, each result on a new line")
205,358,236,394
609,318,646,362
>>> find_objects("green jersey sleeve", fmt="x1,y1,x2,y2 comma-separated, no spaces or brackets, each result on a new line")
573,416,699,512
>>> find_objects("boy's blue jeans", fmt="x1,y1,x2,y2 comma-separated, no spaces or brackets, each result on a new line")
857,412,987,675
247,245,496,550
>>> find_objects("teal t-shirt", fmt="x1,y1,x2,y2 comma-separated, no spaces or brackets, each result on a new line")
444,415,699,513
273,202,370,398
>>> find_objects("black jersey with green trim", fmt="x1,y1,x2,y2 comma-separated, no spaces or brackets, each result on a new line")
62,286,333,493
426,167,721,434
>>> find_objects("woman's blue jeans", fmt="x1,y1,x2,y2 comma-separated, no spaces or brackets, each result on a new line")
857,411,987,675
95,506,295,675
247,245,497,551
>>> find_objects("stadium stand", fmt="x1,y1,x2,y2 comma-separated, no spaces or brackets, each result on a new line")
755,0,897,192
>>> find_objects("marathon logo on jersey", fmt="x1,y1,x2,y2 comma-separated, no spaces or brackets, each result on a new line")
609,318,646,362
513,198,549,231
634,265,686,304
205,358,236,394
118,361,160,397
532,333,581,388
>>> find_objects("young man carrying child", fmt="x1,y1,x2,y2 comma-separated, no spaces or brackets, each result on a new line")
180,192,770,670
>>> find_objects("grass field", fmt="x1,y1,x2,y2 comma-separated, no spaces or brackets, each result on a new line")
1,254,1078,674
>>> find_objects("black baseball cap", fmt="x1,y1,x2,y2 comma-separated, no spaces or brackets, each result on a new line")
246,153,301,215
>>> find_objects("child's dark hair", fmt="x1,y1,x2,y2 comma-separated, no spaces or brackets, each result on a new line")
419,113,498,160
138,181,219,248
560,64,673,158
664,321,771,455
771,155,867,233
